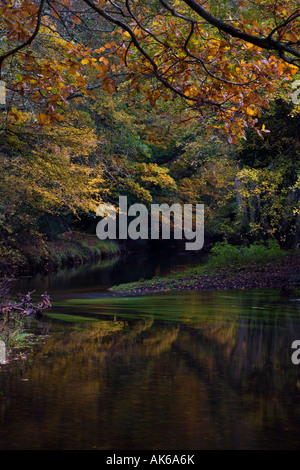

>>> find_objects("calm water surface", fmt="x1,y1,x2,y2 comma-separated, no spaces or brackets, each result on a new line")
1,252,300,450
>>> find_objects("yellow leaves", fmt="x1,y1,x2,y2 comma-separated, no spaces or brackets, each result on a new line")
246,107,256,116
38,113,48,125
236,166,289,236
99,56,109,66
276,4,288,15
8,107,30,124
94,47,106,54
291,66,299,75
261,124,270,133
124,182,152,203
16,145,104,215
255,123,270,138
136,163,176,191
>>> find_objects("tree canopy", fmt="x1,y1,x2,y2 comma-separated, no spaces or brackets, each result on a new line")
0,0,300,273
1,0,300,140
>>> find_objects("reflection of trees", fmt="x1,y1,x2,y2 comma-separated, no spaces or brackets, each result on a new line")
1,308,300,449
13,257,120,296
180,311,300,385
173,312,300,448
0,318,180,449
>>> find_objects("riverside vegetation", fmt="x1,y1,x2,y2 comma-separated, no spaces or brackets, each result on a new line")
1,0,300,278
1,1,300,357
110,241,300,294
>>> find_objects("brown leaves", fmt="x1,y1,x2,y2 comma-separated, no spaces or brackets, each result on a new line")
102,77,117,94
1,0,300,138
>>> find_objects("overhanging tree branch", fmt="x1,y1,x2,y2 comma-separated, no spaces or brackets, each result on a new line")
82,0,198,101
0,0,46,77
267,10,300,40
181,0,300,65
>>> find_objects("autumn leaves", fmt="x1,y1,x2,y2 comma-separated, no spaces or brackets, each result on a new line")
1,0,299,141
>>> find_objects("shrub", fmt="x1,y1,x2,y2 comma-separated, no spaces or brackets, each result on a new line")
203,240,285,273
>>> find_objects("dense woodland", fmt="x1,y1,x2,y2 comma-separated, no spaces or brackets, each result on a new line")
0,0,300,275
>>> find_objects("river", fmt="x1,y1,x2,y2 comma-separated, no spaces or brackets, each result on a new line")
0,251,300,450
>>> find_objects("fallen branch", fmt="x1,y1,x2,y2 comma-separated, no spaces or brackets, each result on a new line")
0,290,51,318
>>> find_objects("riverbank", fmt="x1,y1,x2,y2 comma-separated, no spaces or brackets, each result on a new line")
0,233,120,363
110,243,300,295
0,231,120,278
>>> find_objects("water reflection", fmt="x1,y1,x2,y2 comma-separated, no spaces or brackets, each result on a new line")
1,288,300,449
14,250,206,298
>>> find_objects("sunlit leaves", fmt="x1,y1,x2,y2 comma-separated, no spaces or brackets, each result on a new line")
1,0,300,140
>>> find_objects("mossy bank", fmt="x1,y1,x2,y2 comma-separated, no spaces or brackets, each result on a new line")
0,231,120,278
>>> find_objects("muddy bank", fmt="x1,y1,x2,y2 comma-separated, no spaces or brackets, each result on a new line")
110,252,300,295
